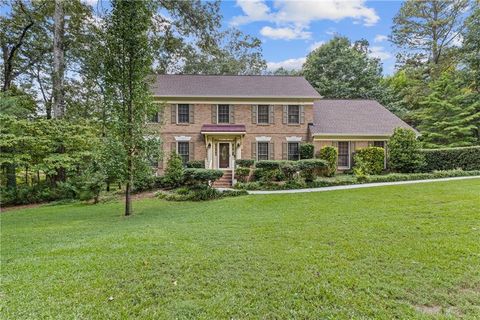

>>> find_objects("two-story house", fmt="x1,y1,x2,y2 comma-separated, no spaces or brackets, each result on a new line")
149,75,414,185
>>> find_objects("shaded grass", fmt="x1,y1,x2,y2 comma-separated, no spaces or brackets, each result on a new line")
1,179,480,319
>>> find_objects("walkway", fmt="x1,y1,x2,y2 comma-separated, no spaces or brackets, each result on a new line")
247,175,480,195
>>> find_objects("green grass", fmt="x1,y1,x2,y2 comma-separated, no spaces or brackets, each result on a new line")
2,179,480,319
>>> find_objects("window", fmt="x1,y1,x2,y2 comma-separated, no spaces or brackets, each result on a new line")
177,142,189,165
288,105,300,124
288,142,300,161
177,104,190,123
373,141,385,148
149,112,159,123
337,142,349,167
218,104,230,123
257,105,269,124
257,142,269,161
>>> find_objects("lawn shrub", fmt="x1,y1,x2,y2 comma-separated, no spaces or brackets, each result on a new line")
299,143,314,159
183,168,223,186
280,161,299,180
163,152,184,187
353,147,385,175
421,146,480,171
156,185,248,201
388,128,425,173
186,160,205,168
235,167,250,182
297,159,328,182
255,160,283,170
316,146,338,177
251,168,265,181
236,159,255,168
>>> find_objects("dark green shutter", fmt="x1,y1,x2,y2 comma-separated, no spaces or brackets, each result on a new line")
283,105,288,124
269,105,275,124
269,142,274,160
189,142,194,161
252,105,257,124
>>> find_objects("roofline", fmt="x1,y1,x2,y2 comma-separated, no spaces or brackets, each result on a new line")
152,94,321,99
201,131,246,135
154,74,306,78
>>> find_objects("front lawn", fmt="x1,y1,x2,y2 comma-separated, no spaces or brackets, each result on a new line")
2,179,480,319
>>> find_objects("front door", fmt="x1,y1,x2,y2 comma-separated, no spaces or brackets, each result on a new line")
219,143,230,168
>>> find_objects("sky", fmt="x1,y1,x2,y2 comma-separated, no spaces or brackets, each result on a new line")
220,0,404,75
1,0,404,75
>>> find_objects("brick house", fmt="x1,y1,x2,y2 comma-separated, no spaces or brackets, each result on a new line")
149,75,414,185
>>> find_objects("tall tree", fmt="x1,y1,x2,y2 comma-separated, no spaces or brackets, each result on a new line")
52,0,65,118
462,2,480,93
391,0,469,73
104,0,154,216
416,70,480,147
302,36,383,99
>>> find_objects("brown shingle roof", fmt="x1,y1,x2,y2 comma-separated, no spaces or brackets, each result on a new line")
151,74,321,99
311,100,415,136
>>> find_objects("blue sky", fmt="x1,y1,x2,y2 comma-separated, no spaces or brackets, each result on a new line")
220,0,404,74
1,0,403,75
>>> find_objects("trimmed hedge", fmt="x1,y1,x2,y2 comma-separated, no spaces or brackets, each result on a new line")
255,160,283,170
236,159,255,168
316,146,338,177
183,169,223,186
421,146,480,172
353,147,385,175
297,159,328,182
299,143,314,159
235,167,250,182
186,160,205,168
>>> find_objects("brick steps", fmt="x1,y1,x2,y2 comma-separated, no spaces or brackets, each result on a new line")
213,170,233,188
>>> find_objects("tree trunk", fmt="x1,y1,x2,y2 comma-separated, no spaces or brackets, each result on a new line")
52,0,65,118
125,181,132,216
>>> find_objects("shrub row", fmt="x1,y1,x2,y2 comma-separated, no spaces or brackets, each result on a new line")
316,146,337,177
421,146,480,172
234,169,480,191
235,159,255,168
353,147,385,176
156,186,247,201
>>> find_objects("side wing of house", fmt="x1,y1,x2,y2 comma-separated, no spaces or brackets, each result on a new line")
310,100,417,170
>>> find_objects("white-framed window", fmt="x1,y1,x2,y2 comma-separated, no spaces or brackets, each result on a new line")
257,105,269,124
288,142,300,161
287,105,300,124
257,142,269,161
337,141,350,168
177,104,190,123
177,142,189,165
218,104,230,123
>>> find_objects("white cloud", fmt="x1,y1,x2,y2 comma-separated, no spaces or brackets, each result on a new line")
374,34,388,43
369,46,392,61
267,57,306,71
309,41,325,51
232,0,379,27
260,26,311,40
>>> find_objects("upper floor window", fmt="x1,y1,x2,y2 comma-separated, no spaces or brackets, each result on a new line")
177,142,190,165
218,105,230,123
288,105,300,124
177,104,190,123
257,142,269,161
257,105,269,124
288,142,300,161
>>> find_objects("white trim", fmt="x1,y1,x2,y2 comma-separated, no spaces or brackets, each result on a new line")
255,136,271,142
287,105,301,125
256,104,270,124
286,136,302,142
174,136,192,142
216,104,230,124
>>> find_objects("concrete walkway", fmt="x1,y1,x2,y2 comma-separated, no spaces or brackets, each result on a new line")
247,175,480,195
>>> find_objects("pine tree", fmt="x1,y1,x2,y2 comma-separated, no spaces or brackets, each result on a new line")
417,71,480,148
